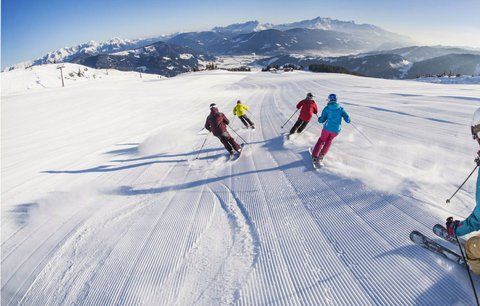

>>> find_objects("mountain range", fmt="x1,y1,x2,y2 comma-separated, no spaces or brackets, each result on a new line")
72,41,212,77
259,46,480,79
4,17,480,80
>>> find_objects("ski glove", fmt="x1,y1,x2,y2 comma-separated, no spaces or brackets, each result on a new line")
446,217,460,237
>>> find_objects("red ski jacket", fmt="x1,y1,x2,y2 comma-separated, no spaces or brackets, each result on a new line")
296,99,318,122
205,107,229,137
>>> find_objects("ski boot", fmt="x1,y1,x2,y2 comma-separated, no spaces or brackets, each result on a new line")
316,155,325,167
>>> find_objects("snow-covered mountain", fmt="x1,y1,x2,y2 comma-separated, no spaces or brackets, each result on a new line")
362,45,480,62
170,17,414,55
74,41,213,77
212,20,274,34
8,17,480,80
3,36,173,72
260,48,480,79
211,17,412,45
6,17,414,74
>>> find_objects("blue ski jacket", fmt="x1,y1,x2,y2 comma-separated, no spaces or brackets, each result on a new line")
318,101,351,134
455,169,480,236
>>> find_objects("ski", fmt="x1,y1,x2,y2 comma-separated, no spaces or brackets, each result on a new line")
230,144,244,162
432,224,465,246
410,230,465,265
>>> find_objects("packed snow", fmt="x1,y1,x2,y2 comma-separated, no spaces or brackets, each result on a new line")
2,64,480,305
415,75,480,85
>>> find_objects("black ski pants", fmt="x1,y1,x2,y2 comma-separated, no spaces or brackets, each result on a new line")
239,115,254,128
289,119,309,134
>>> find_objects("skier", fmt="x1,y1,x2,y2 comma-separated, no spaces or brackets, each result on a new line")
233,100,255,129
446,107,480,274
205,103,242,158
311,93,350,166
289,92,318,137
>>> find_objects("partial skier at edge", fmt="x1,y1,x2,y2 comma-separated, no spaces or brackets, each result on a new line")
205,103,242,158
311,93,351,167
446,107,480,274
233,100,255,130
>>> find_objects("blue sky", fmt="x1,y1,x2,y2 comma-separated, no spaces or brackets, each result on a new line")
2,0,480,68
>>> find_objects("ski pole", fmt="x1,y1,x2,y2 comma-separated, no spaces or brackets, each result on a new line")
446,164,479,203
455,235,480,306
351,122,374,145
227,125,248,144
281,109,299,129
195,133,210,160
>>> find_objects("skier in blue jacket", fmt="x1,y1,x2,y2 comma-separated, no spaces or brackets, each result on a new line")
447,108,480,236
447,108,480,237
446,108,480,274
311,93,350,166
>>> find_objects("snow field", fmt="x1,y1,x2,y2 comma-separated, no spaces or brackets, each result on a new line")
2,65,480,305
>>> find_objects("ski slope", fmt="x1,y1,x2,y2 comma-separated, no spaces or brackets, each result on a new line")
2,64,480,305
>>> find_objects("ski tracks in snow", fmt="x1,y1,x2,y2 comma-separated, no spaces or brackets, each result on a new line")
3,71,480,305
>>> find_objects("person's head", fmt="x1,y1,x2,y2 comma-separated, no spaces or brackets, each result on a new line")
306,92,314,100
328,93,337,103
237,100,241,104
472,107,480,146
210,103,218,113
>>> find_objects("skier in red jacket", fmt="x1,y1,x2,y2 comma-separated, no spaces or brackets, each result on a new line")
205,103,242,157
289,93,318,137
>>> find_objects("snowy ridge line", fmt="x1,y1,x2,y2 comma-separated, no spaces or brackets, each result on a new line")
265,85,473,304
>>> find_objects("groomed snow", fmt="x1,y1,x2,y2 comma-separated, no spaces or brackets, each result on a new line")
2,64,480,305
415,75,480,85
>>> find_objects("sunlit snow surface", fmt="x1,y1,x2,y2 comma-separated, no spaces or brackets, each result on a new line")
2,64,480,305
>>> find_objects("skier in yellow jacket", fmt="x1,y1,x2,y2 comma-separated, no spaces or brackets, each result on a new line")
233,100,255,129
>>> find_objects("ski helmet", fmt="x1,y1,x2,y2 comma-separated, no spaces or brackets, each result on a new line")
306,92,314,98
237,100,241,104
209,103,216,109
472,107,480,143
328,93,337,102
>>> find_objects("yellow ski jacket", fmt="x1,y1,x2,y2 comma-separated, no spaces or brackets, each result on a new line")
233,103,249,117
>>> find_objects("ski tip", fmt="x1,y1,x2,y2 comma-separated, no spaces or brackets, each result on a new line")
433,224,445,230
409,230,422,240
